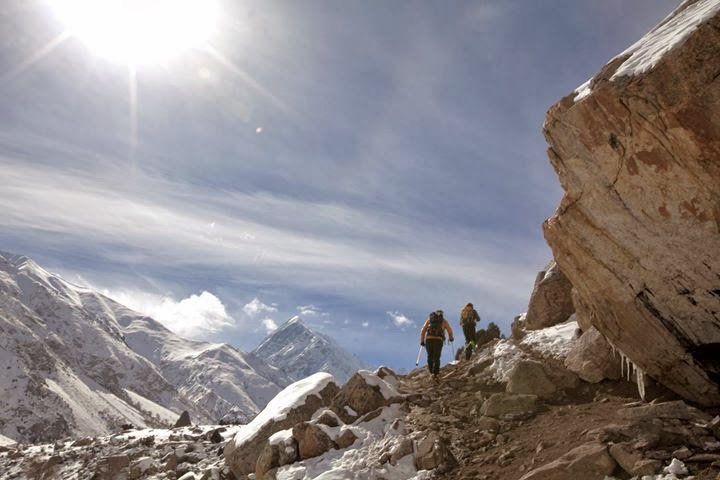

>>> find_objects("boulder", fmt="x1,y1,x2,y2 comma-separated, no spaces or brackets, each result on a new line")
292,422,336,460
480,393,540,420
525,260,575,330
255,430,298,480
331,370,401,424
224,373,339,477
519,441,616,480
173,411,192,429
617,400,711,423
413,432,458,473
95,455,131,480
335,428,358,449
543,0,720,406
564,326,621,382
609,442,659,477
506,360,561,398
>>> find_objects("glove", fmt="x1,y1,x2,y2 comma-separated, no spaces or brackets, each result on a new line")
420,342,425,347
449,337,454,342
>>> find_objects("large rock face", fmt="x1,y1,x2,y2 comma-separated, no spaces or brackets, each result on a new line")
543,0,720,405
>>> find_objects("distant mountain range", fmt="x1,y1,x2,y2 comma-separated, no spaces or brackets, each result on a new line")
252,316,370,384
0,251,368,443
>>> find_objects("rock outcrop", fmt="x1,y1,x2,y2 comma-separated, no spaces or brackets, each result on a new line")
543,0,720,405
564,327,621,383
225,368,414,479
525,260,575,330
223,373,340,477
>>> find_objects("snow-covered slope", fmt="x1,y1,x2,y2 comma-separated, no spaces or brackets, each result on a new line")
115,310,293,424
0,252,207,443
0,251,293,442
251,316,369,384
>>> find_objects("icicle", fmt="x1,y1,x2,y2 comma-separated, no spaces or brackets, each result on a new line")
636,365,646,401
610,341,647,402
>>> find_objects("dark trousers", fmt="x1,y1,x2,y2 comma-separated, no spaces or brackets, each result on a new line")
462,323,476,359
426,338,443,375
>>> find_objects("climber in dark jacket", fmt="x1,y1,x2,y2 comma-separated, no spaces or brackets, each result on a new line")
460,302,481,360
420,310,454,380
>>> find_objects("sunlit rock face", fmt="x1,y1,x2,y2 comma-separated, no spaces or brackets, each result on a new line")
543,1,720,406
525,260,574,330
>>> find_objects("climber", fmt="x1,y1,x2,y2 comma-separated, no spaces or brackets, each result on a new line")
460,302,481,360
420,310,454,380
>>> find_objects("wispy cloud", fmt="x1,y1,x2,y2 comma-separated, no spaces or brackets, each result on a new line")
297,304,321,316
0,159,546,300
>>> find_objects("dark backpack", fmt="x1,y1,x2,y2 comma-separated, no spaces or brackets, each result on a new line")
461,307,478,326
427,311,445,339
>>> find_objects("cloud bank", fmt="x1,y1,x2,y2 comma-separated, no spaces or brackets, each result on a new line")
106,289,234,339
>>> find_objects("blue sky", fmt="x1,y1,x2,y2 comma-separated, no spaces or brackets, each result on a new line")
0,0,680,371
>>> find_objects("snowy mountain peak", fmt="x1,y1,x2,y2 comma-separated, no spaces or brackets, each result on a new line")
0,251,40,272
0,251,292,442
251,316,370,384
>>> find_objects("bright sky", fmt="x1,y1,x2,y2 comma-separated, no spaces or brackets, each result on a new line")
0,0,680,370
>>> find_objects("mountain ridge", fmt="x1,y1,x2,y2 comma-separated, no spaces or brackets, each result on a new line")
0,251,368,442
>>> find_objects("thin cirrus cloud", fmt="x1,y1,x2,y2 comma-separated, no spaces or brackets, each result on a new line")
297,305,322,316
0,156,548,305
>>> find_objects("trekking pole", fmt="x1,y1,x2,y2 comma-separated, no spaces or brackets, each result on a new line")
450,340,455,360
415,345,424,366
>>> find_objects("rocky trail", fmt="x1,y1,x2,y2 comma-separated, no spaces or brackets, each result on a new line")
399,342,720,480
2,336,720,480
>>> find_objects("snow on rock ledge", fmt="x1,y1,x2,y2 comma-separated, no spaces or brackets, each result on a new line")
544,0,720,405
224,372,340,477
575,0,720,100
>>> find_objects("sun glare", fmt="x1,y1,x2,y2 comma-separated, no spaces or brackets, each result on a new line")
52,0,219,65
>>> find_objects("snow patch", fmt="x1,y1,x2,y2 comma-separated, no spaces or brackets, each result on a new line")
487,340,524,382
123,388,178,424
274,404,418,480
269,428,294,446
0,433,16,447
520,318,579,359
231,372,336,448
574,78,593,102
612,0,720,79
357,370,399,400
574,0,720,100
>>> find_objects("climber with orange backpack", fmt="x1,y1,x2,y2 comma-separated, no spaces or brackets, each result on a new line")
460,302,481,360
420,310,454,380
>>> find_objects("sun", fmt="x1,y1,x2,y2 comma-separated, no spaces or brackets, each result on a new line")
51,0,219,65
